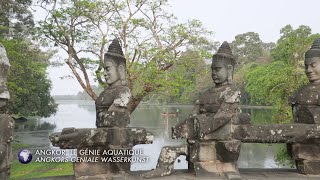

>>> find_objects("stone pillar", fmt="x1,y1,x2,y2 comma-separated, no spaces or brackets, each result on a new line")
0,44,14,179
290,143,320,174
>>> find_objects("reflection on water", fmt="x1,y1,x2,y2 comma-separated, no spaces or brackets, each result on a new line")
16,100,291,171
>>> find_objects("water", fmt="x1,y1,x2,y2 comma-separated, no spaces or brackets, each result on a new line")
14,100,291,171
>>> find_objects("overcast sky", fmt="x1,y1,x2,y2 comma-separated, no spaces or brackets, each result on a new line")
47,0,320,95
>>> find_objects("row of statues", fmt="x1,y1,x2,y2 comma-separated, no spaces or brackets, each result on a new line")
1,36,320,179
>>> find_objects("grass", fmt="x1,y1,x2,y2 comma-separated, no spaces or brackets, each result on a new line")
10,143,74,180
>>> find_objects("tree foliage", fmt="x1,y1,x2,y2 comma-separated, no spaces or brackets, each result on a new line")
230,32,275,104
1,39,57,117
36,0,215,112
146,50,211,104
0,0,34,38
245,25,320,123
0,0,57,117
231,32,275,66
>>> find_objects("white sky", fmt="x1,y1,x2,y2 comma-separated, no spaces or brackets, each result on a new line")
47,0,320,95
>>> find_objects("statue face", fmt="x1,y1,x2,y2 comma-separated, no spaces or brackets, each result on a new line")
305,57,320,84
211,60,228,84
104,60,120,85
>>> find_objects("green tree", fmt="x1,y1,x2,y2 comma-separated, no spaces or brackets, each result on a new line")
0,0,57,117
245,25,320,123
231,32,264,65
36,0,215,113
1,39,57,117
169,50,211,104
0,0,34,38
230,32,275,104
243,25,320,167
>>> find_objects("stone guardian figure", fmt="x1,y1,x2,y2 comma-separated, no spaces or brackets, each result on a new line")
289,38,320,174
95,38,131,128
0,44,14,179
142,42,241,178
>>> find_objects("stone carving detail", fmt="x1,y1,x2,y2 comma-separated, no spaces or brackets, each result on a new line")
288,38,320,174
0,44,14,180
142,42,243,179
50,39,153,177
95,39,130,128
232,39,320,175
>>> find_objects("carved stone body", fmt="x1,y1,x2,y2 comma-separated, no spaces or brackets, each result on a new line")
142,42,242,179
95,85,130,128
288,38,320,174
291,83,320,124
0,44,14,179
0,114,14,179
49,39,153,178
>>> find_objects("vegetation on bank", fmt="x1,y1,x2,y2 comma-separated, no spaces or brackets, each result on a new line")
10,143,73,180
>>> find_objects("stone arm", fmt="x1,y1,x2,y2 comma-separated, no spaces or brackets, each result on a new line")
96,88,131,128
200,102,239,135
200,90,241,135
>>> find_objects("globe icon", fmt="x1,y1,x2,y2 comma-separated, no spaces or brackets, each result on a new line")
18,149,32,164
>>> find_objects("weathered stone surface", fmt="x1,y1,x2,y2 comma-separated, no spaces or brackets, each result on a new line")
95,38,130,128
95,86,130,128
288,38,320,175
296,160,320,174
23,169,320,180
74,147,131,177
142,41,241,179
171,116,194,140
187,141,241,163
291,144,320,160
0,44,10,100
141,145,188,179
0,114,14,179
49,39,154,177
50,127,153,149
0,44,13,180
197,141,216,162
233,124,320,143
193,161,239,177
215,140,241,163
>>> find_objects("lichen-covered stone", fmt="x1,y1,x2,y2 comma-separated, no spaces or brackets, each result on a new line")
287,38,320,175
49,39,154,177
233,124,320,143
291,144,320,161
50,127,153,149
296,160,320,174
142,41,242,179
0,44,13,180
95,86,130,128
0,114,14,179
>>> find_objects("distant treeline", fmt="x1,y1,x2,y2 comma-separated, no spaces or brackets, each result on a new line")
54,85,103,101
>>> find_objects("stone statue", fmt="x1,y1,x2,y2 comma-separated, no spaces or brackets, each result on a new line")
288,38,320,174
142,42,242,178
50,39,153,178
0,44,14,179
95,38,130,128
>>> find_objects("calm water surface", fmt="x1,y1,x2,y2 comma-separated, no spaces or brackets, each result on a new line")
15,100,291,171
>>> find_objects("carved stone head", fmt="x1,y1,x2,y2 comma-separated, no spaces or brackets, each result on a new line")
305,38,320,84
0,44,10,110
104,39,127,86
211,41,236,86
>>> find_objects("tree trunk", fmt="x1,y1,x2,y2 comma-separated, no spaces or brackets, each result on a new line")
128,96,144,114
